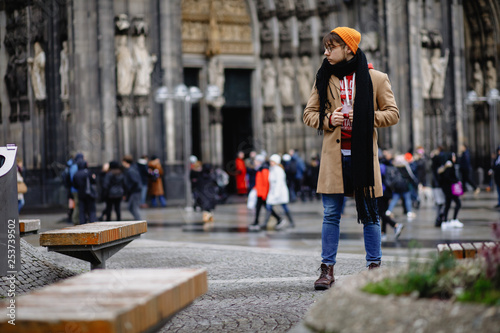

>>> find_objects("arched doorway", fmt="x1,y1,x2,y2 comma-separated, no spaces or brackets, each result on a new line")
463,0,500,179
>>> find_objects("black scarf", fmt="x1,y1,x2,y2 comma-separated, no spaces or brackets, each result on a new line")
315,49,378,223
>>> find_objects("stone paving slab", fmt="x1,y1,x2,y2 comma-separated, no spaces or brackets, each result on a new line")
34,239,410,332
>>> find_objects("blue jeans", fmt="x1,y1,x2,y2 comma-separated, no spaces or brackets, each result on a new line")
387,191,412,214
18,198,25,212
128,192,142,220
496,182,500,206
321,193,382,266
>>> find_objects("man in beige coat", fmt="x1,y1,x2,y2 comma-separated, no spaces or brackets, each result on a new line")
303,27,399,290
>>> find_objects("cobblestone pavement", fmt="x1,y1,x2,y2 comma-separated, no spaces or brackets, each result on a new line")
11,190,500,332
33,239,408,332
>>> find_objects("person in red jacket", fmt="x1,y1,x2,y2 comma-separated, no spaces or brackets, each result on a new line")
248,155,280,231
234,151,248,195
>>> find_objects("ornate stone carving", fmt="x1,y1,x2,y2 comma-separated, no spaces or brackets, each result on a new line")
208,57,226,109
115,14,130,35
115,35,135,97
279,20,292,58
206,0,221,57
132,15,149,36
132,35,157,97
275,0,294,20
279,58,295,107
473,62,484,97
420,30,432,99
3,8,30,122
298,20,313,57
262,59,277,108
297,56,314,106
295,0,312,20
430,48,449,100
60,41,70,102
260,21,274,58
486,60,497,91
27,42,46,101
420,30,449,100
182,0,253,55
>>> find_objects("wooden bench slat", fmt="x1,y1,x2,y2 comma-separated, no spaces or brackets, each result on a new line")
0,268,207,333
448,243,464,259
460,243,477,258
39,221,147,246
437,243,451,254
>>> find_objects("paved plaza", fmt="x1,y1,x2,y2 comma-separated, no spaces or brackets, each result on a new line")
16,190,500,332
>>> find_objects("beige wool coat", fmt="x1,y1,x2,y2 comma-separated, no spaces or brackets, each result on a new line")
303,69,399,197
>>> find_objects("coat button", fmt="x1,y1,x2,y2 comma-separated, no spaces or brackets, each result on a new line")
336,139,340,143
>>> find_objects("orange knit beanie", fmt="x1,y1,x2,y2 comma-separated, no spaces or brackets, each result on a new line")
331,27,361,54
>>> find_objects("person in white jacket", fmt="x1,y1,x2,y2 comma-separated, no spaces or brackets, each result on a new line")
263,154,295,229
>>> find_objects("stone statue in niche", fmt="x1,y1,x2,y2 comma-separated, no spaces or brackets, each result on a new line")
115,14,134,116
60,41,70,102
14,45,28,100
297,56,314,105
27,42,46,101
131,17,156,116
486,60,497,91
279,20,292,58
473,62,484,97
116,35,135,97
298,21,312,57
262,59,277,108
279,57,295,107
420,30,432,99
208,57,226,108
429,48,449,100
260,21,273,58
132,34,157,96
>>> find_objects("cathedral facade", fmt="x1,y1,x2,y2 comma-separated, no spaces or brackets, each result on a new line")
0,0,498,207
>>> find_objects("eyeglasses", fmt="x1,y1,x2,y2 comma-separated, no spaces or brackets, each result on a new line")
324,44,343,53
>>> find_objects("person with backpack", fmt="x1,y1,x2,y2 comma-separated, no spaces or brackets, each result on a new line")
101,161,125,221
72,160,97,224
122,155,142,220
385,154,418,220
379,159,404,241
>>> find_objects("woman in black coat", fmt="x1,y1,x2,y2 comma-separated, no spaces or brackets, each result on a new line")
101,161,125,221
438,153,463,228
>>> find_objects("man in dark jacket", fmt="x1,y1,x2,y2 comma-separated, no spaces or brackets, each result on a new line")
458,144,480,195
122,155,142,220
72,159,97,224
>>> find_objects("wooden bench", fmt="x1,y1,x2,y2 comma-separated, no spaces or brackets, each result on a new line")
39,221,147,269
0,268,207,333
437,241,499,259
19,219,41,236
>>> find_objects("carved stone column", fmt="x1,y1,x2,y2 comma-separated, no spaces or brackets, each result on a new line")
97,0,117,162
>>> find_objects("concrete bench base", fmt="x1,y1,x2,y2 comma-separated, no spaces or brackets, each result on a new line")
0,268,207,333
19,219,40,236
39,221,147,269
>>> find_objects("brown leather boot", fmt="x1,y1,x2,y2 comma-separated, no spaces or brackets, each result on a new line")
314,263,334,290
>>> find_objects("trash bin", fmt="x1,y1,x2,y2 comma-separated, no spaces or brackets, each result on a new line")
0,144,21,276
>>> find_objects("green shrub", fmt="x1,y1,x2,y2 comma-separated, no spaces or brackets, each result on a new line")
362,223,500,305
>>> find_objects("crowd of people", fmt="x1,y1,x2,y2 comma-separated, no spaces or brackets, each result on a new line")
61,153,167,225
228,148,321,231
